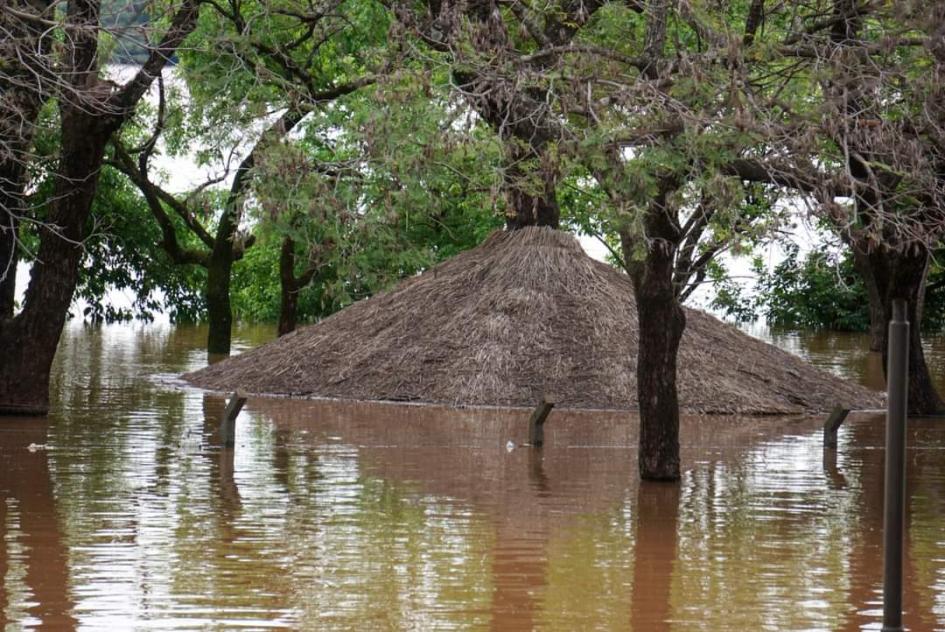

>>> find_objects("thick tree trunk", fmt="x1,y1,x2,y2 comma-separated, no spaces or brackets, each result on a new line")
205,250,234,357
869,247,945,414
278,286,299,337
633,280,685,480
0,119,110,414
504,147,560,230
0,218,17,318
0,1,53,320
0,0,200,413
451,68,560,231
622,212,685,481
850,246,885,352
278,236,299,336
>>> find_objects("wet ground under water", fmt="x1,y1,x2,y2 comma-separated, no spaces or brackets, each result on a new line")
2,323,945,630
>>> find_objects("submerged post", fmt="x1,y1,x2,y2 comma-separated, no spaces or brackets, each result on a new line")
220,390,247,448
823,406,851,448
527,394,556,447
883,299,909,632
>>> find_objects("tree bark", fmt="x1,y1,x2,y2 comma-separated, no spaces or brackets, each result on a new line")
869,247,945,414
505,141,561,230
0,118,111,414
849,246,885,352
0,219,17,318
504,148,560,230
0,0,201,414
0,1,55,319
622,200,685,481
206,243,235,358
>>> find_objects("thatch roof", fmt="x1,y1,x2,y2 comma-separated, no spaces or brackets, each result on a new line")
185,227,883,414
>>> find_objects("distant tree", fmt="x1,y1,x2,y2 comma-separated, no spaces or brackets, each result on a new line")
712,245,945,334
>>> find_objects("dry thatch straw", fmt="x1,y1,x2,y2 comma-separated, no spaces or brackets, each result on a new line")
185,227,884,414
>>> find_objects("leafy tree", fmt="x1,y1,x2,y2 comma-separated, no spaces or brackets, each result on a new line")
242,67,504,333
0,0,202,414
712,245,945,335
112,0,386,355
397,1,800,480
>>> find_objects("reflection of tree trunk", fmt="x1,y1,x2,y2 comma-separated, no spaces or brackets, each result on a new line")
840,416,884,631
630,481,680,632
490,450,550,630
202,394,242,523
273,431,291,492
0,419,77,630
839,417,933,631
862,352,886,393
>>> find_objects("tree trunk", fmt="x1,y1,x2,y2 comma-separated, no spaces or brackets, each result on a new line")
205,249,234,357
504,147,560,230
633,280,685,480
278,236,299,336
0,218,17,318
622,212,685,481
0,0,53,321
850,246,885,352
870,247,945,415
0,118,110,414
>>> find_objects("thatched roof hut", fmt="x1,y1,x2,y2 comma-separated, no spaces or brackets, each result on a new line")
185,227,883,414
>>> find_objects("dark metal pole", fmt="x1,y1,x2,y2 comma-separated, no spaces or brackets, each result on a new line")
883,299,909,632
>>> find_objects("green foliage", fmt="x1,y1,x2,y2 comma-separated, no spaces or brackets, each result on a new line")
717,245,870,330
232,67,504,325
76,167,206,322
711,244,945,332
25,161,205,323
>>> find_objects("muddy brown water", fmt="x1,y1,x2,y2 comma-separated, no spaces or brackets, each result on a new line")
2,323,945,630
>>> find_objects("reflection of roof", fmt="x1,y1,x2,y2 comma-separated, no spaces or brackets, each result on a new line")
185,227,883,414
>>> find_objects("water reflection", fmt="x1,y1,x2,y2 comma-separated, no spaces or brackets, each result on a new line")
630,482,678,632
2,323,945,629
0,419,76,630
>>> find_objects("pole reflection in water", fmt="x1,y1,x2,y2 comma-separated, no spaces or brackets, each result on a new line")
488,452,549,631
6,323,945,629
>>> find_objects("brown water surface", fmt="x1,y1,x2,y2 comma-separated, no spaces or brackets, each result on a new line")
2,323,945,630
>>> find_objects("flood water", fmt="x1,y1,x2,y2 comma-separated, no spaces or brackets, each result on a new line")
2,322,945,630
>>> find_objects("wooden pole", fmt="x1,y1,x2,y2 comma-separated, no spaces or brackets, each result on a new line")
527,394,556,447
220,390,247,447
883,299,909,632
823,406,851,448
